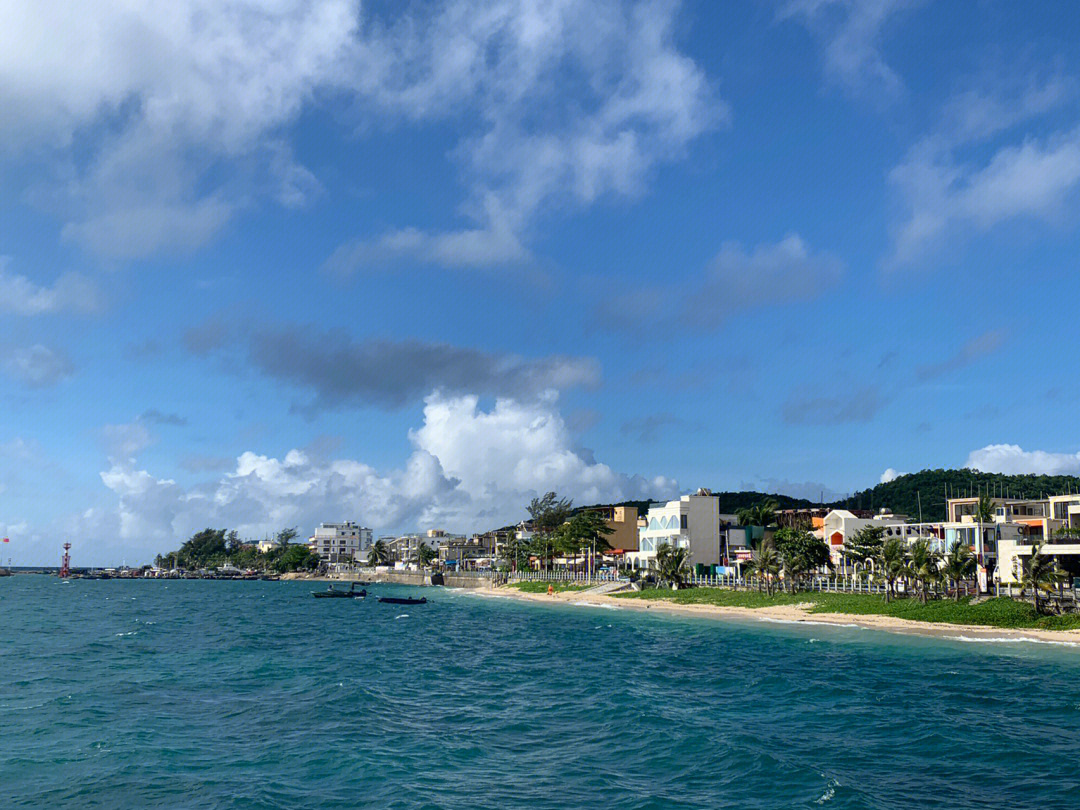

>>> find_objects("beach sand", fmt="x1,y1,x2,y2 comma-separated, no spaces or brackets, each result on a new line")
490,585,1080,645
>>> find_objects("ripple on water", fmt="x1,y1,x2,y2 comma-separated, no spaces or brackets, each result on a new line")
3,577,1080,810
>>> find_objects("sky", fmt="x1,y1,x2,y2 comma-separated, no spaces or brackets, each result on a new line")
4,0,1080,565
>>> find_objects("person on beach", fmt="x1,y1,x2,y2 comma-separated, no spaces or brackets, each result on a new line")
548,584,555,596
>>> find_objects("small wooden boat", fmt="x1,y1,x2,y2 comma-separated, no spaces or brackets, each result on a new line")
312,583,367,599
377,596,427,605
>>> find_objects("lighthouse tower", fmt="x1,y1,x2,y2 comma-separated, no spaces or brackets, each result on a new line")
59,542,71,578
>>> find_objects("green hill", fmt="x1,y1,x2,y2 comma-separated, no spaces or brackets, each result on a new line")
836,469,1080,522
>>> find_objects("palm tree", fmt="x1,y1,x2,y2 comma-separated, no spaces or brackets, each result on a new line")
415,542,437,567
942,540,976,600
736,499,778,551
1021,542,1063,615
654,542,690,588
367,539,392,567
880,537,906,603
975,493,996,524
747,544,780,596
908,538,941,604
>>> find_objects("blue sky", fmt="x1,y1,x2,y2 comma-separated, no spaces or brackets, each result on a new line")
4,0,1080,565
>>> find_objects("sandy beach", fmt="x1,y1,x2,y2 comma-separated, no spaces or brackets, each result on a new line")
489,585,1080,645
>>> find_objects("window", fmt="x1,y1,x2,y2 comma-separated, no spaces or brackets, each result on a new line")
680,515,688,530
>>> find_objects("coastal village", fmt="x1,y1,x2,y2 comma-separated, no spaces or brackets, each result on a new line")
57,482,1080,615
294,489,1080,590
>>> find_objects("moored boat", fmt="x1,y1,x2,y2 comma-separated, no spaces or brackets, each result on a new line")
312,582,367,599
377,595,427,605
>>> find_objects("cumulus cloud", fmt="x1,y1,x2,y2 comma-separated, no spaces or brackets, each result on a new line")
75,392,677,559
778,0,916,97
244,326,601,413
3,345,75,388
1,1,716,263
0,257,100,315
880,467,906,483
965,444,1080,476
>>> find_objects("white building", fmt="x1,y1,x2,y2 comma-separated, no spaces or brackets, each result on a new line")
629,490,721,572
308,522,372,563
822,509,909,567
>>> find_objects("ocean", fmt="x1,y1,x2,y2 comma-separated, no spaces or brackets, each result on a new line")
3,577,1079,809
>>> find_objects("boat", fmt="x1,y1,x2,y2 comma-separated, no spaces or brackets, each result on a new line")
377,596,427,605
312,583,367,599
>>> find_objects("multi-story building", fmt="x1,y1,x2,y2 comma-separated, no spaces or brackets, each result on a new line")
584,505,640,551
307,522,372,563
387,530,454,564
439,534,496,568
629,490,722,572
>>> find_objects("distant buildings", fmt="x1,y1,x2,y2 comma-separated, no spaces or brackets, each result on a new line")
308,522,372,563
629,490,733,573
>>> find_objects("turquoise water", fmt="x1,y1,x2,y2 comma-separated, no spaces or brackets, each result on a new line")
3,578,1080,809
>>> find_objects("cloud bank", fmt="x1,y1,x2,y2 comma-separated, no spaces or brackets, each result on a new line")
66,391,677,564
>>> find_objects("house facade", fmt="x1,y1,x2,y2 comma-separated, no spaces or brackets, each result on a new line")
308,522,373,563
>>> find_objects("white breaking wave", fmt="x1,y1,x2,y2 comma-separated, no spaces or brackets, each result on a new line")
571,601,621,610
759,617,863,629
945,635,1079,647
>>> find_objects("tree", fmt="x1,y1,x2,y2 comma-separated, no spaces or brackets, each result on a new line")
844,525,885,572
276,527,298,550
746,544,780,595
942,540,976,600
1020,542,1063,615
976,493,996,524
367,539,392,567
774,527,830,593
502,530,532,572
415,542,437,567
527,492,573,569
736,499,778,551
654,542,690,588
907,538,940,604
273,544,320,573
554,511,614,573
177,528,228,568
880,538,907,603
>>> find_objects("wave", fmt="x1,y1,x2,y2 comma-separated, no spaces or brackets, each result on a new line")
571,601,621,610
945,635,1080,647
759,617,863,629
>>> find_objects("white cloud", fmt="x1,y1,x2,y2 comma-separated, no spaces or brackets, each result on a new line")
73,391,677,561
965,444,1080,476
887,76,1080,268
879,467,906,483
3,345,75,388
0,257,100,315
778,0,915,97
2,1,716,263
326,0,722,272
2,0,359,257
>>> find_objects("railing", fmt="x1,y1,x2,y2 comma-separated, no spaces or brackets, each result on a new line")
505,570,622,583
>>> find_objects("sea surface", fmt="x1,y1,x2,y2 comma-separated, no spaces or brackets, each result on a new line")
3,577,1080,809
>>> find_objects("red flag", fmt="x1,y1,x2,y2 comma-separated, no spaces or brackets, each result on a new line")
1,537,8,543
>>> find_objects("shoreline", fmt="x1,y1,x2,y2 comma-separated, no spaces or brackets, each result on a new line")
489,585,1080,645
